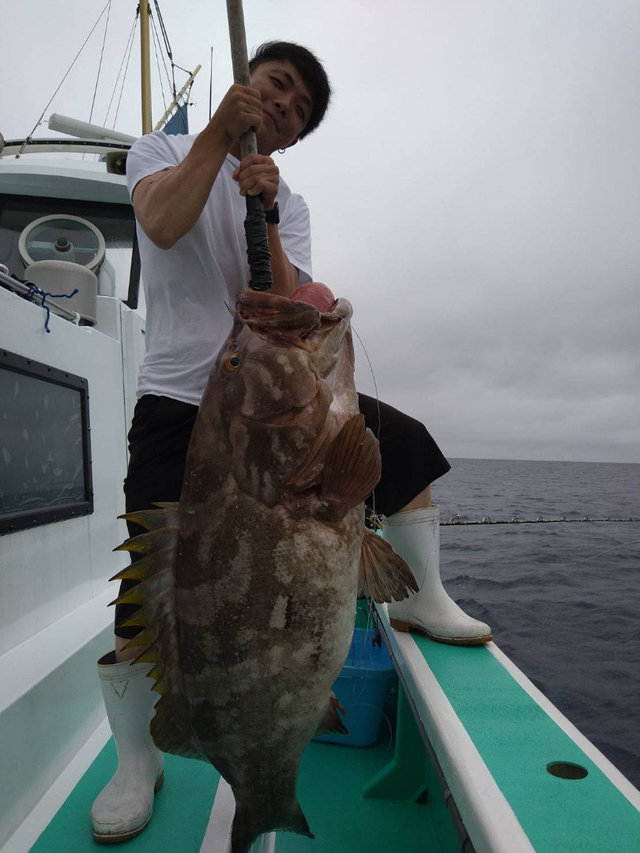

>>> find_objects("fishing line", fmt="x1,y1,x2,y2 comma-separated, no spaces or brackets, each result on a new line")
350,321,382,436
443,516,639,525
350,320,383,524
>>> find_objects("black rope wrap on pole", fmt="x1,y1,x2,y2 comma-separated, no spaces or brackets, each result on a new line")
226,0,273,291
243,195,273,290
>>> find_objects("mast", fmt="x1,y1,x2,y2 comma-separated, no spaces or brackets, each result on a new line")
139,0,152,133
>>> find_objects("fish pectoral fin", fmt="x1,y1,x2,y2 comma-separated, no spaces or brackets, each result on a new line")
358,530,419,603
317,414,381,519
285,424,333,492
315,691,348,737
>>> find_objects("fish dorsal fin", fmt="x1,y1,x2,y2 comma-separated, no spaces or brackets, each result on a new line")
317,414,381,520
358,530,419,603
111,502,204,760
118,501,178,531
315,691,348,737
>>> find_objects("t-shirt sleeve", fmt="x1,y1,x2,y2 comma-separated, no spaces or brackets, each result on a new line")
279,193,313,283
126,132,181,200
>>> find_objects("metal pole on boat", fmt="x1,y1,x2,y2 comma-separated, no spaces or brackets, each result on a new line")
226,0,273,290
153,65,202,131
140,0,153,134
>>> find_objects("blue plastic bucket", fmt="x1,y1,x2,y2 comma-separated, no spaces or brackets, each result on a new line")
314,628,396,747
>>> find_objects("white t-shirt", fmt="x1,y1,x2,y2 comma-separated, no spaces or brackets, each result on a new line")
126,131,313,405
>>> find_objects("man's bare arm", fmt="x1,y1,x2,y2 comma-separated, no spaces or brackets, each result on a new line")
132,85,264,249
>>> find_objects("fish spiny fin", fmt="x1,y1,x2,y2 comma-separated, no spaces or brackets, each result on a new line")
119,502,180,531
112,514,200,760
116,609,149,630
109,559,151,583
133,643,158,664
317,415,381,520
315,692,348,736
114,525,178,556
110,546,175,583
358,530,419,603
122,628,153,650
110,584,145,608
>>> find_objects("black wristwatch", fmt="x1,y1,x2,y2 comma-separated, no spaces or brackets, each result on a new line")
264,202,279,225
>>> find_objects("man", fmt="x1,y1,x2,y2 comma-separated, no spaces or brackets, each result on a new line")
91,41,491,843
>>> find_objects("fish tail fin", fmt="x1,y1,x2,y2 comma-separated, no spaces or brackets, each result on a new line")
282,801,314,839
231,800,313,853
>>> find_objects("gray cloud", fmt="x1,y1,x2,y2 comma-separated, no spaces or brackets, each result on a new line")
3,0,638,462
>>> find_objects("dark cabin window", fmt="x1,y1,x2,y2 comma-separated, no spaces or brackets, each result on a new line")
0,350,93,534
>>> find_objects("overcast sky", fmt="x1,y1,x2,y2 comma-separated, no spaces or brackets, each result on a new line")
3,0,639,463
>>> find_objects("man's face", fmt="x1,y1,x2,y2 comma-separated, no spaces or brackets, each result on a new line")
250,60,313,154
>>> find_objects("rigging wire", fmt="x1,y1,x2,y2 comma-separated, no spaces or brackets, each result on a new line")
103,16,138,129
112,20,138,131
88,0,113,125
151,0,192,84
150,13,172,113
19,0,192,149
18,0,112,156
152,0,175,96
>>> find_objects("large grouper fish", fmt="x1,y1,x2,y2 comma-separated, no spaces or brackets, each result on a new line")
112,282,417,852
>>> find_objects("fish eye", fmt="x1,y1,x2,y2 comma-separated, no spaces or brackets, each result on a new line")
223,353,241,372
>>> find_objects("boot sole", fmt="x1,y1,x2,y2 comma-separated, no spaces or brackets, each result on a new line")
92,772,165,844
390,618,492,646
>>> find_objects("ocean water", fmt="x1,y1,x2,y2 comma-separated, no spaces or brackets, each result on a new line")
430,458,640,788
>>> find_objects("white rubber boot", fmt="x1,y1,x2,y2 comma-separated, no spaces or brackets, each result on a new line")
384,505,492,645
91,652,164,843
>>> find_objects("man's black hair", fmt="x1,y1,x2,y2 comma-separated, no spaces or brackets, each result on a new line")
249,41,331,139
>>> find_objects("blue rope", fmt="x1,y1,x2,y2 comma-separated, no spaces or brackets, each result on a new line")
26,284,79,333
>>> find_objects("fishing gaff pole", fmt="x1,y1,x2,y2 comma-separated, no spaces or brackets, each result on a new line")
225,0,273,291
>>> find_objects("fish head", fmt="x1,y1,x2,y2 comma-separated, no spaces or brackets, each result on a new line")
209,286,354,506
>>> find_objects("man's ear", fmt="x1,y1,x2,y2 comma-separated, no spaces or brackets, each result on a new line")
285,137,299,150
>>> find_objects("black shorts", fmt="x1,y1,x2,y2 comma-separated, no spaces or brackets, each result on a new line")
357,393,450,518
117,395,198,639
115,392,450,637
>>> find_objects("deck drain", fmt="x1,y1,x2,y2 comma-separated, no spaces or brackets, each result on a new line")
547,761,588,779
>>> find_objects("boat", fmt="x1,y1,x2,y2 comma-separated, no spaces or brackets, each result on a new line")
1,3,639,851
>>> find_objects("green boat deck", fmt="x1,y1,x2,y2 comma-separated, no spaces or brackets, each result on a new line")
28,609,640,852
378,616,640,853
30,702,460,853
